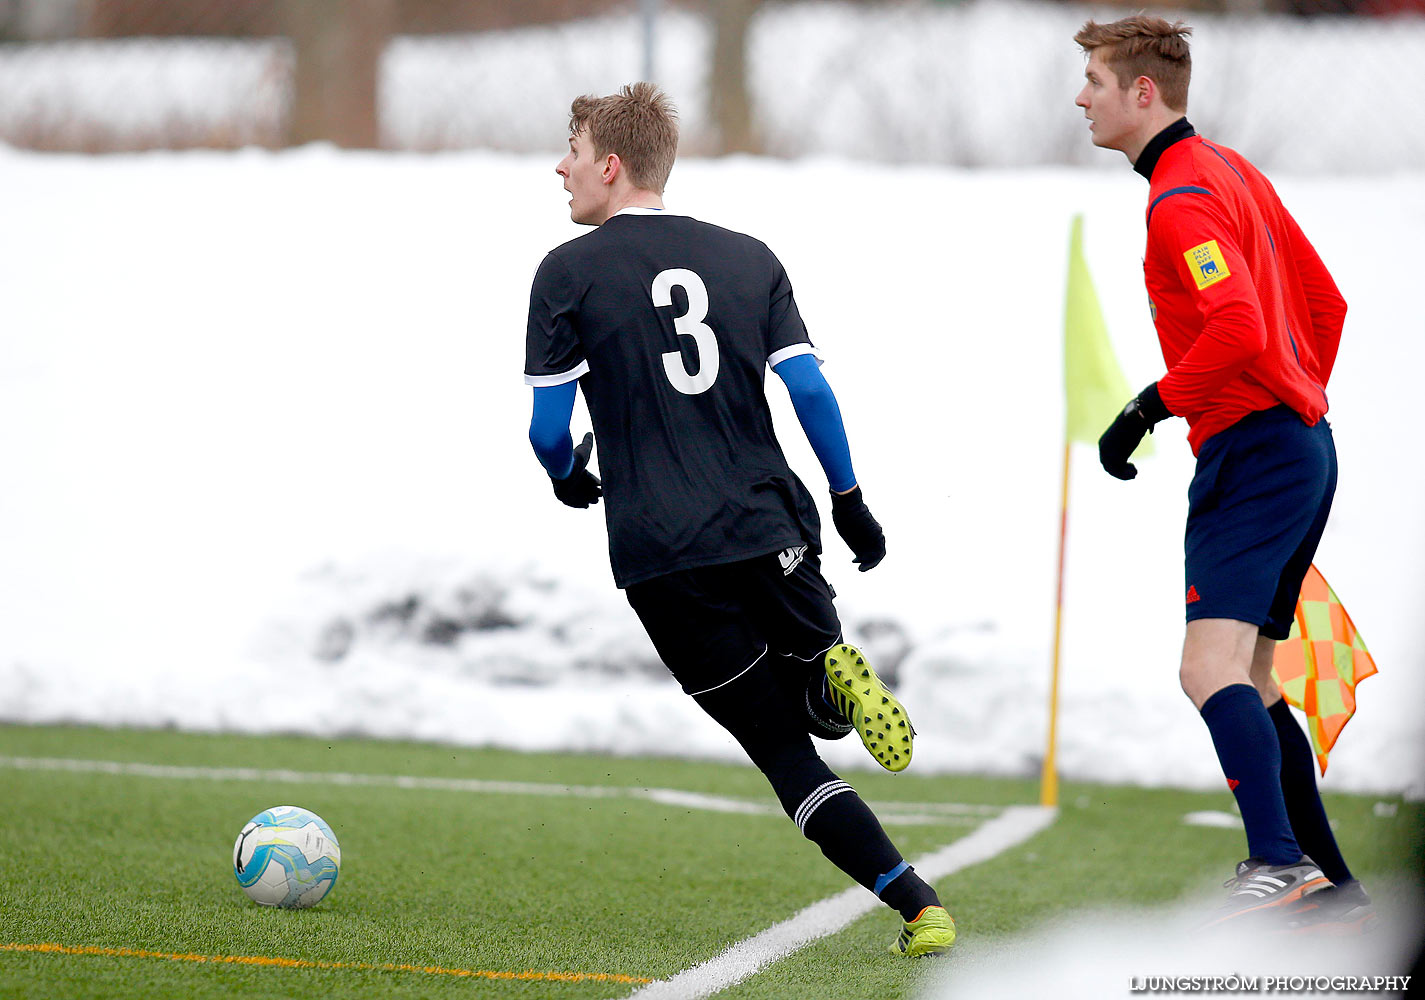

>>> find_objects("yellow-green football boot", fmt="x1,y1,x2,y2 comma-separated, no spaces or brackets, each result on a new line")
890,905,956,957
823,643,915,772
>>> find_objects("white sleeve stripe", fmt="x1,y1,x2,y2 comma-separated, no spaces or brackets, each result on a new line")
767,344,823,368
524,361,590,387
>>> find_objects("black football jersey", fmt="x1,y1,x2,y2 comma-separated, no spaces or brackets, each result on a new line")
524,209,823,588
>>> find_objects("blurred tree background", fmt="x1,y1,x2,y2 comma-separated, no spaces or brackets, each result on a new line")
0,0,1420,165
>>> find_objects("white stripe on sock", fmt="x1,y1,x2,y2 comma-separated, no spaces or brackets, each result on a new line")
794,780,852,832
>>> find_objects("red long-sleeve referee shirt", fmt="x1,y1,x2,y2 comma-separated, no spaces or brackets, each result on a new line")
1139,120,1346,454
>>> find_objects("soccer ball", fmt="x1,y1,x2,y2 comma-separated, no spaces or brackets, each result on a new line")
232,805,341,908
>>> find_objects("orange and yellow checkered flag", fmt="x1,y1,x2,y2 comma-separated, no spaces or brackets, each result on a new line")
1271,565,1378,775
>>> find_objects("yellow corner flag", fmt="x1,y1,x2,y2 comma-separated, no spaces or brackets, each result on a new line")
1063,213,1147,457
1271,565,1378,775
1043,214,1152,808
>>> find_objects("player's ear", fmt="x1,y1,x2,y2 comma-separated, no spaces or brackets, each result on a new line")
602,153,621,185
1134,75,1155,108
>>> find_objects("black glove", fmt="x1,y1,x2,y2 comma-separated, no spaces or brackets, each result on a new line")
1098,382,1172,481
551,432,602,508
830,486,886,572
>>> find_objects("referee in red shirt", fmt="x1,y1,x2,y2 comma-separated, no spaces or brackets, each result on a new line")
1073,16,1372,931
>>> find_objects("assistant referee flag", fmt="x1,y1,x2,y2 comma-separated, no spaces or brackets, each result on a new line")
1271,565,1378,775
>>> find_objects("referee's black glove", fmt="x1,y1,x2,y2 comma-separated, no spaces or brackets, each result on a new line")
830,486,885,572
1098,382,1172,481
551,432,602,508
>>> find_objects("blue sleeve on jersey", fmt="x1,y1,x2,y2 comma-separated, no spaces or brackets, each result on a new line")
529,382,579,478
772,353,857,493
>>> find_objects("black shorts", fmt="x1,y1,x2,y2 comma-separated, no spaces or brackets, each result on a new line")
624,546,842,696
1184,406,1337,640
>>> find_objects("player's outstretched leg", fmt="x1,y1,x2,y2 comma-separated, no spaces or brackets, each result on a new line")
889,905,957,958
692,662,951,956
823,643,915,772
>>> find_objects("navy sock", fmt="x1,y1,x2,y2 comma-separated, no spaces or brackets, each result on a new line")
1199,684,1300,865
1268,698,1353,884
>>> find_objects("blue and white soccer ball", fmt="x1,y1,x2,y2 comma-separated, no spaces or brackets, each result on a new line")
232,805,341,908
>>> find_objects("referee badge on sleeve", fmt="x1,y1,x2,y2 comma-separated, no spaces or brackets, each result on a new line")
1184,240,1231,291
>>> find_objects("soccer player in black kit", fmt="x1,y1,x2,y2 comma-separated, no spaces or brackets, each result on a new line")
524,83,955,958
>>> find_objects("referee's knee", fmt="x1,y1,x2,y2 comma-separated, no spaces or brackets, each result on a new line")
1179,619,1257,708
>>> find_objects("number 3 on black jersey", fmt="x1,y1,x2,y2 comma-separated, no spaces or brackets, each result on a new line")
652,268,720,395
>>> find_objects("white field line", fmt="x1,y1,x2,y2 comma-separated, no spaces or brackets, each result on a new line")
624,804,1059,1000
0,755,994,826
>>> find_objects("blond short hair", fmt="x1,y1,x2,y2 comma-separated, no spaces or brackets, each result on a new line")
568,82,679,195
1074,15,1193,113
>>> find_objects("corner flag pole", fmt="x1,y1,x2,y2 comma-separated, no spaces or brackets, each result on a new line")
1041,440,1071,807
1044,214,1142,808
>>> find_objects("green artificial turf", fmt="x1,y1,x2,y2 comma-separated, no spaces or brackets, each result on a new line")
0,724,1418,1000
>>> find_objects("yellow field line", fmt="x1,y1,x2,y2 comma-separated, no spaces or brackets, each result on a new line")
1,942,651,984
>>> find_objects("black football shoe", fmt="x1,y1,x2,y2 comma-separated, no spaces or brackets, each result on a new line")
1280,879,1378,935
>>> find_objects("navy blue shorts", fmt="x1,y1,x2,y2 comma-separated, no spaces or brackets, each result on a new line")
1184,406,1337,640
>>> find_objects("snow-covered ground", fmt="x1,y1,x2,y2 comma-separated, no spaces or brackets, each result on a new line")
2,144,1421,798
924,895,1422,1000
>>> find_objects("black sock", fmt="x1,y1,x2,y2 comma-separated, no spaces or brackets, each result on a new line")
1200,684,1300,864
697,666,938,922
1268,698,1353,884
796,781,940,920
875,863,942,923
